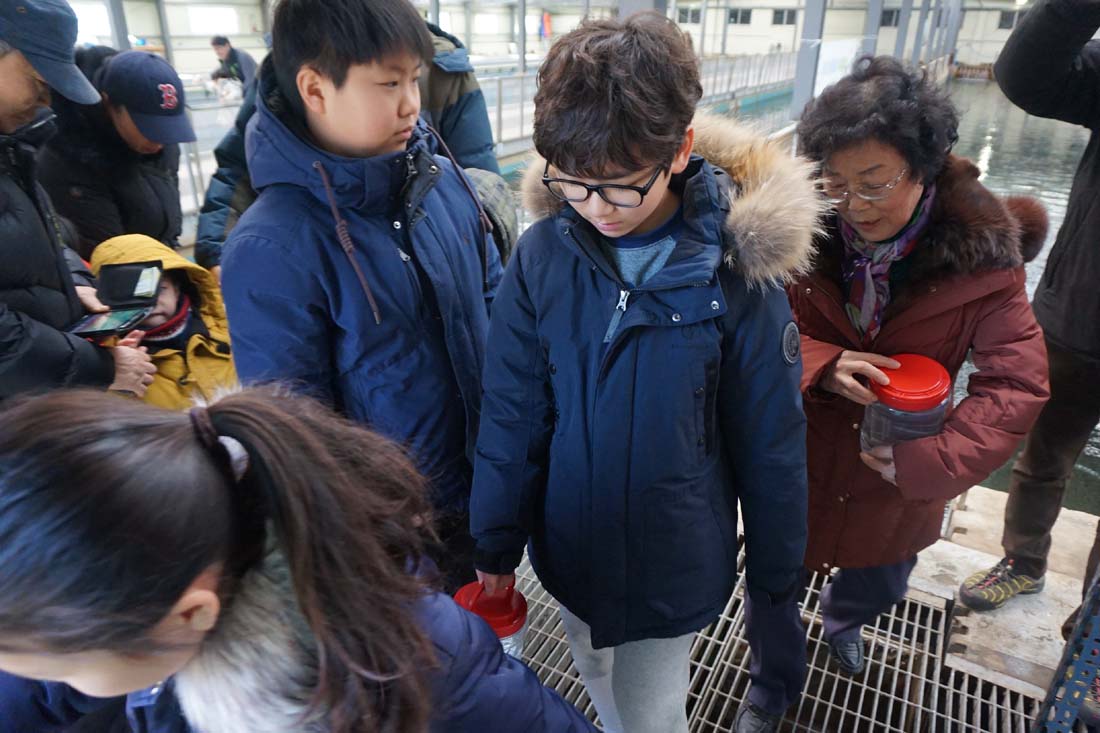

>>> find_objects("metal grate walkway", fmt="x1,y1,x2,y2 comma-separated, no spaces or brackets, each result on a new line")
515,543,1085,732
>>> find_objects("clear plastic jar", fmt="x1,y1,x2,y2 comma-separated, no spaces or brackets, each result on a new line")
859,353,952,451
861,397,949,451
453,581,529,659
499,622,528,658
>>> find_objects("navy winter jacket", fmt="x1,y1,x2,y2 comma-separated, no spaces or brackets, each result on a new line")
221,71,501,511
193,81,257,270
195,27,499,269
0,592,597,732
471,116,821,648
421,23,500,174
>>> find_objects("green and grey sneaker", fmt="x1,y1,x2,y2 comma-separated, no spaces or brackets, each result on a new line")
958,558,1045,612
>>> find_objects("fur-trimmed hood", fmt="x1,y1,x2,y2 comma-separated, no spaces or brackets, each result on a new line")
813,155,1049,287
521,112,825,286
174,549,326,733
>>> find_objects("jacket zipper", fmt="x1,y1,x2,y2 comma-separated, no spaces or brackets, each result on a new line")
396,154,417,282
603,289,631,343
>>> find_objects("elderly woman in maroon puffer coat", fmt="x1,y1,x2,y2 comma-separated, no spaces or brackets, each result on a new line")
786,56,1051,677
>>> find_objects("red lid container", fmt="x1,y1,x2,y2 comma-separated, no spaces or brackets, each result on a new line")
871,353,952,412
454,581,528,638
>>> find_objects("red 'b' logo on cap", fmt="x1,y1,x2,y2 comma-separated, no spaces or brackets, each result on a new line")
158,83,179,110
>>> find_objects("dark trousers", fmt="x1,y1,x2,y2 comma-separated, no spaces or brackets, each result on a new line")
431,509,478,595
743,584,808,715
1003,338,1100,589
820,557,918,644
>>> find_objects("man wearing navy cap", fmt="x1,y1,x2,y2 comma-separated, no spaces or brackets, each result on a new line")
38,48,197,256
0,0,156,399
0,0,98,131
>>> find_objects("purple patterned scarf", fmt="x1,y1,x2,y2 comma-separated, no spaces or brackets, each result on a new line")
840,185,936,344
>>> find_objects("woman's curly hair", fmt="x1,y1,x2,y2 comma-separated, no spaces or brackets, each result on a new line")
797,55,959,184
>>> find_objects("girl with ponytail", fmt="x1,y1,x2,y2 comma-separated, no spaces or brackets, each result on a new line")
0,388,595,733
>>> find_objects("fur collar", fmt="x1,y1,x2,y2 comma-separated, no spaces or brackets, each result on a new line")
521,112,826,287
814,156,1049,286
174,550,327,733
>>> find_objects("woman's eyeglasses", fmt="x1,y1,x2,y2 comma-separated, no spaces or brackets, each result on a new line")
820,167,909,205
542,162,664,209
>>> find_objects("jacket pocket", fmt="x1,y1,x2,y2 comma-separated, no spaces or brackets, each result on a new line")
546,345,562,437
641,483,728,623
692,354,721,461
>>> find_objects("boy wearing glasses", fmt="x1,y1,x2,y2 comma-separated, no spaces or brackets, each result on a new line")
469,13,821,733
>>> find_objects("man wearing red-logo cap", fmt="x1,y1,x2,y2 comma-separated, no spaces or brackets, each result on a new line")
37,48,197,259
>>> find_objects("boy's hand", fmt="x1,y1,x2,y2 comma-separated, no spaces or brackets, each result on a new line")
117,329,145,348
476,569,516,597
860,445,897,485
821,351,901,405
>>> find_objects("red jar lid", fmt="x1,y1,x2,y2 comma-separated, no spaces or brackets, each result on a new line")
453,581,528,638
871,353,952,411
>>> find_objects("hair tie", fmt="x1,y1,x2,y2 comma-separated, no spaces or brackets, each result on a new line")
189,407,250,482
217,435,250,483
189,406,218,450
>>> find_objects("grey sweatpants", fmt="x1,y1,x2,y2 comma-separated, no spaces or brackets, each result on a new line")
559,604,694,733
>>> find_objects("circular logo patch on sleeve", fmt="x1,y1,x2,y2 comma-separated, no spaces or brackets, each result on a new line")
782,321,801,365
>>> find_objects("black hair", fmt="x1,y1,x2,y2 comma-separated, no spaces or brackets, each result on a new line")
271,0,433,109
0,388,438,733
797,55,959,184
211,36,230,47
78,45,119,91
164,269,200,310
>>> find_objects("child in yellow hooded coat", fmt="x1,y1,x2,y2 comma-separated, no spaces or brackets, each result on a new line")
91,234,237,409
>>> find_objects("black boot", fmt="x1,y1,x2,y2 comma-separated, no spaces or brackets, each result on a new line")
733,700,780,733
828,637,865,676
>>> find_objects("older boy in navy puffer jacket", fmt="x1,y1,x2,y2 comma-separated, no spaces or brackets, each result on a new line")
220,0,502,595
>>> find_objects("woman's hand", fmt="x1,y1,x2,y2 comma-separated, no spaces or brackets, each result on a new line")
74,285,108,314
860,445,897,485
821,351,901,405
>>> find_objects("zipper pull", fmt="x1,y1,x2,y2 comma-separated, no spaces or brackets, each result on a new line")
397,247,411,262
604,289,631,343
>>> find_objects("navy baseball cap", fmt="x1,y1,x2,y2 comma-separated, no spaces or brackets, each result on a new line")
0,0,100,104
100,51,196,144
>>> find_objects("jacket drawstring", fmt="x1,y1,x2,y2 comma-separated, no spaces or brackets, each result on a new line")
424,124,494,290
312,161,382,325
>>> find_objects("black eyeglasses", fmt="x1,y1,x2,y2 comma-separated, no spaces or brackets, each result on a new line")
541,162,664,209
